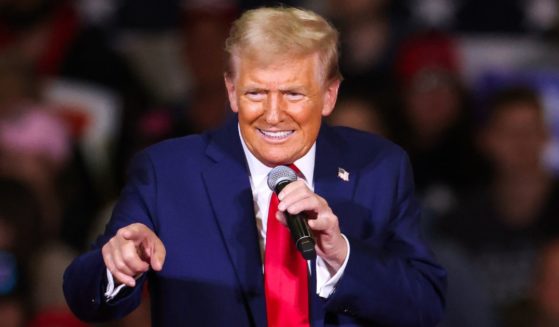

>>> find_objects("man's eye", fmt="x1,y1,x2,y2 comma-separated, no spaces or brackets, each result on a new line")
285,92,304,101
246,91,265,101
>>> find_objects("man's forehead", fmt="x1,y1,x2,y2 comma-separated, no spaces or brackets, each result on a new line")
230,52,323,83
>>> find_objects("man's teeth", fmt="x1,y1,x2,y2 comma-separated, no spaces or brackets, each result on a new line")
260,129,293,138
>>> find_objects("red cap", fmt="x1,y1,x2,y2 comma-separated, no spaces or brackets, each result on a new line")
395,31,460,86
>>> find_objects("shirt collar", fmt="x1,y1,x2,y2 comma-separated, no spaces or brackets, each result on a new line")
238,125,315,188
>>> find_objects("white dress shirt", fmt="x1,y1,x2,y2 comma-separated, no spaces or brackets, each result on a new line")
238,127,349,298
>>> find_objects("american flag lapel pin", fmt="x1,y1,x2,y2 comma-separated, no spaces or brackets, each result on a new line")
337,167,349,182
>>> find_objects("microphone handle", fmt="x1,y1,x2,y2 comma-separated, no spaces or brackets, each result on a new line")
285,212,316,260
275,180,317,260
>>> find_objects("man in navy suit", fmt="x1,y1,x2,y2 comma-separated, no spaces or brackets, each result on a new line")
63,7,446,326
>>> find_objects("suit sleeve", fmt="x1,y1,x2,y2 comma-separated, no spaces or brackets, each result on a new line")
63,151,157,322
324,151,447,326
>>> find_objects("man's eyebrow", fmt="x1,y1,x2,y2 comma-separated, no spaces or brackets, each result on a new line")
279,86,306,92
240,85,266,92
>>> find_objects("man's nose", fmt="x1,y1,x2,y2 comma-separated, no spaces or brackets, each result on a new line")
264,93,284,124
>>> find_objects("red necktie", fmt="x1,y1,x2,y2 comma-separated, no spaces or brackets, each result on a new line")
264,165,310,327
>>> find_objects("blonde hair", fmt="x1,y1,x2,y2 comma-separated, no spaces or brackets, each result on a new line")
224,7,342,83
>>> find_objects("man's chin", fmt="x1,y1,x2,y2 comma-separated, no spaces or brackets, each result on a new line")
257,154,298,168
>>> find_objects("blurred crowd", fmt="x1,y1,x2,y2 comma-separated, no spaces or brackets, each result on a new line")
1,0,559,326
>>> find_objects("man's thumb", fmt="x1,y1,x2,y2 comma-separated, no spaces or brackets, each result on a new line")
150,241,166,271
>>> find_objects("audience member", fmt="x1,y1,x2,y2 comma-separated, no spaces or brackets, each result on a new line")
503,238,559,327
436,86,559,325
325,0,408,86
0,178,43,326
0,49,70,240
328,89,391,137
531,239,559,327
28,243,85,327
0,296,25,327
393,31,481,212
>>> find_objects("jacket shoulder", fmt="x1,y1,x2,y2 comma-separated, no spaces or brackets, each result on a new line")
328,126,407,165
140,133,210,163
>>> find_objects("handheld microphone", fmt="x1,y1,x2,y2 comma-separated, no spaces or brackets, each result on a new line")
267,165,316,260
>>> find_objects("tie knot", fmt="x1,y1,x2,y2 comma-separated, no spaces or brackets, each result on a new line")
288,164,303,179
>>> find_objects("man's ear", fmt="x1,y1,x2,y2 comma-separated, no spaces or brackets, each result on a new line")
224,74,238,113
321,79,341,117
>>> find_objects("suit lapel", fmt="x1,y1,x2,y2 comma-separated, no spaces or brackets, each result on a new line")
309,125,359,326
314,125,357,209
202,118,267,327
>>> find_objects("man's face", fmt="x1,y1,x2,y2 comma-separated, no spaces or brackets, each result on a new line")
482,103,548,173
225,53,340,167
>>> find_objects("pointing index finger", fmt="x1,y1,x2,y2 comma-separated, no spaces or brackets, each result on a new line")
120,223,152,243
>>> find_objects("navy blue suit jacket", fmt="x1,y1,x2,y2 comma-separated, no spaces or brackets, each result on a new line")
63,117,446,326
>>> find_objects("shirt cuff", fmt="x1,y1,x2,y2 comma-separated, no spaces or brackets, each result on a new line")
104,268,136,301
316,234,350,298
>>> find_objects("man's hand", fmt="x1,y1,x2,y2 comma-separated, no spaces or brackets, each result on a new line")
276,180,348,273
102,223,166,287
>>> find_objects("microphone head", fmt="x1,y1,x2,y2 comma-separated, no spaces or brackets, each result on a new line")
267,165,297,191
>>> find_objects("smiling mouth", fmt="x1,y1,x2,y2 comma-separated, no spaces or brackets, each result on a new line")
258,128,294,140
